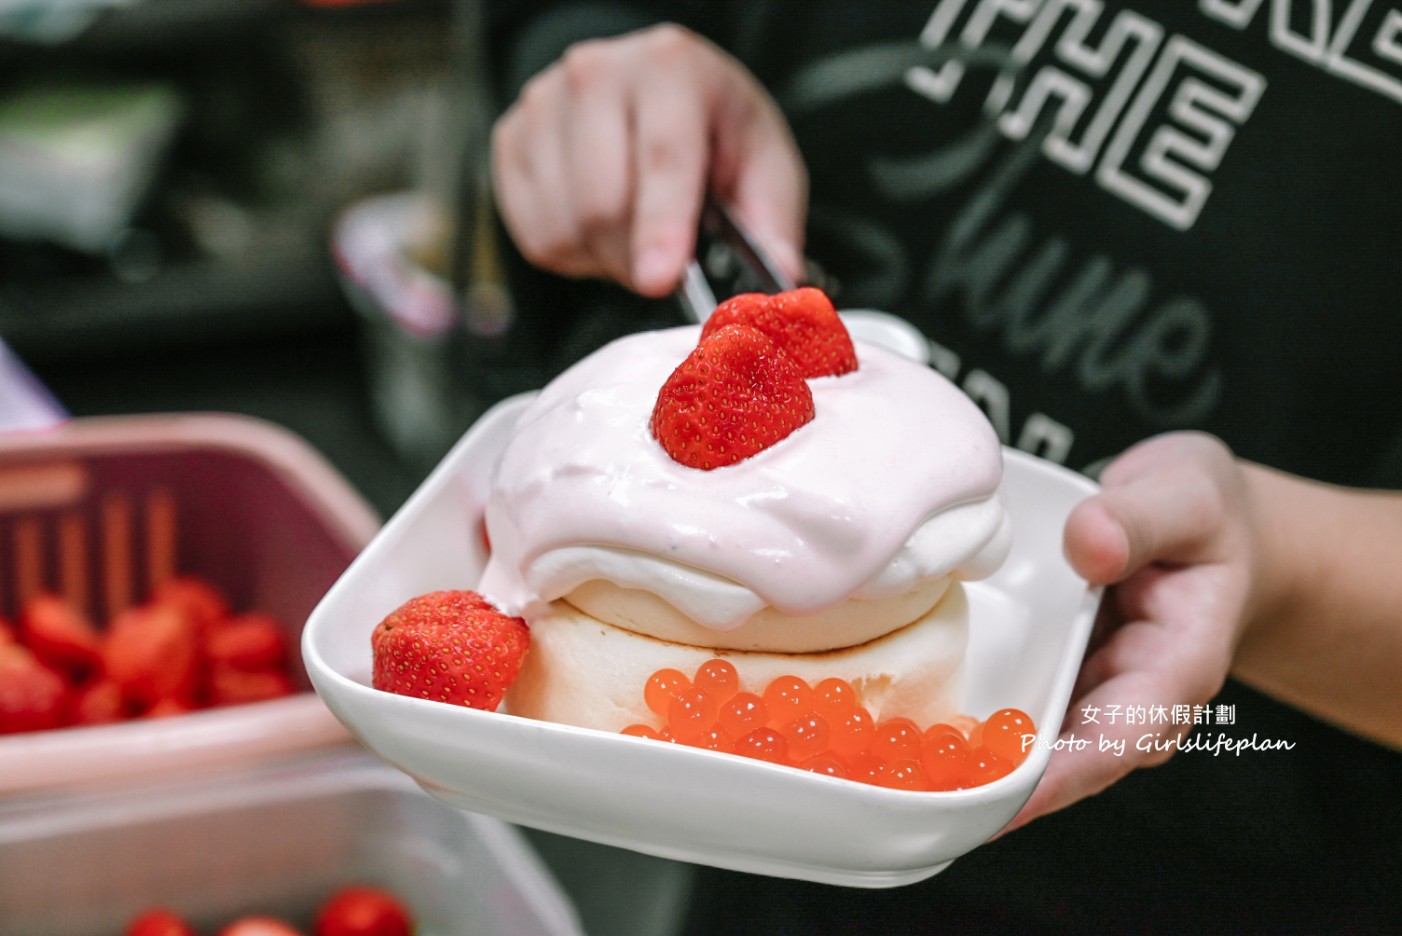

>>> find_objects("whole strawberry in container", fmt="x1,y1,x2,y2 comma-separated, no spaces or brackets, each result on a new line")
314,884,414,936
0,641,71,734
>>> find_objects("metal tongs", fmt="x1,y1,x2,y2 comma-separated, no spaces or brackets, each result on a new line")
676,197,795,323
675,196,932,364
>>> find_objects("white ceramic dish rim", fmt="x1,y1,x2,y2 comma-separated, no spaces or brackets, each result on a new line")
304,392,1102,888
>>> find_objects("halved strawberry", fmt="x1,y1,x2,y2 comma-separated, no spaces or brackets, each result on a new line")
144,696,198,719
152,575,231,634
0,644,71,734
371,590,529,712
702,286,857,378
102,602,200,711
208,664,296,706
72,677,126,726
20,593,102,677
206,613,288,671
651,323,814,470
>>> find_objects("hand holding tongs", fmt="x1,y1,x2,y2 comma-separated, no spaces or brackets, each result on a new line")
676,198,796,323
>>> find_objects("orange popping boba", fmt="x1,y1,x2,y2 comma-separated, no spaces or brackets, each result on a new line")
621,659,1036,792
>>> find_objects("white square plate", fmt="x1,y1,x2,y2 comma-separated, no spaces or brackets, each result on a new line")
304,394,1101,888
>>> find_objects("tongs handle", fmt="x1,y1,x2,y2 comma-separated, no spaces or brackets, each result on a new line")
677,197,796,322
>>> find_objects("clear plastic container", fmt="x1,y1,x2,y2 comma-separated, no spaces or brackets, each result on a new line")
0,412,381,795
0,751,583,935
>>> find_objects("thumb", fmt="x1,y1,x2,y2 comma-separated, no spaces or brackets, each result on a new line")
1064,434,1235,585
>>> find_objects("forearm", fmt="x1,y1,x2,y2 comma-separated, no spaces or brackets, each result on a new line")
1233,464,1402,748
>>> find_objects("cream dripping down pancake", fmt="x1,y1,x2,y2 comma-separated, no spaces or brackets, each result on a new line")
477,312,1009,732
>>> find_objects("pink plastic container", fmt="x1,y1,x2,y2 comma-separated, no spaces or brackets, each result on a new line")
0,751,583,936
0,412,381,795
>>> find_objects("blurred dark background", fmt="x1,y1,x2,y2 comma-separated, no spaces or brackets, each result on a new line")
0,7,697,931
1,0,473,518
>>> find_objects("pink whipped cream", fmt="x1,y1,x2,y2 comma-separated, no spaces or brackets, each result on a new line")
477,326,1009,629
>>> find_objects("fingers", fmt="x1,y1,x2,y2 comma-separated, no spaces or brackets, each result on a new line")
1003,666,1189,834
1006,605,1229,832
1010,433,1253,836
563,42,637,285
725,140,808,285
1074,581,1232,710
629,39,711,296
711,79,809,285
493,73,597,278
494,40,644,282
490,25,807,294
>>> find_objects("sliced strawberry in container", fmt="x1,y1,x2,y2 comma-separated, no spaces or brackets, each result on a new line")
208,665,296,707
102,602,201,712
206,613,289,671
0,644,72,734
19,592,103,677
72,677,126,726
0,413,381,795
151,575,232,635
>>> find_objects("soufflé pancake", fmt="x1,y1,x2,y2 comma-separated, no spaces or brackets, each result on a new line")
476,288,1011,734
